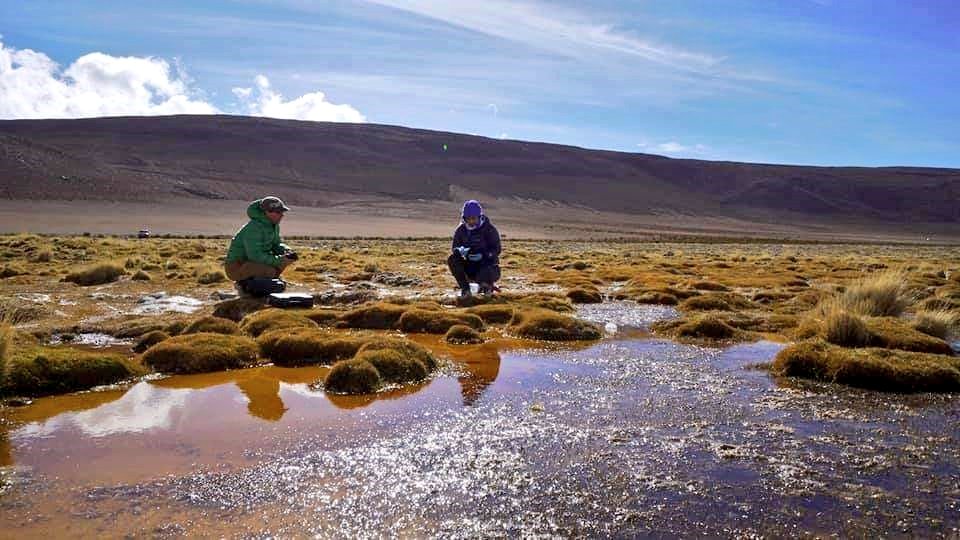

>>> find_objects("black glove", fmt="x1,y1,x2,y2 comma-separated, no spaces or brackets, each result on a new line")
284,250,299,260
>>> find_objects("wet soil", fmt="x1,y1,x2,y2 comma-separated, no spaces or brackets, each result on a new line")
1,303,958,537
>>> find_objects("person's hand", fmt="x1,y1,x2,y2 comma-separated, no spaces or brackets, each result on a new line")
468,253,483,262
455,246,470,259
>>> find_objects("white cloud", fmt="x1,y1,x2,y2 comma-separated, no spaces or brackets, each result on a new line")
637,139,711,158
0,39,218,119
0,39,365,123
232,74,366,123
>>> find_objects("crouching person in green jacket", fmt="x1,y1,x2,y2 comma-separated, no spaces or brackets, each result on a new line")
224,197,297,286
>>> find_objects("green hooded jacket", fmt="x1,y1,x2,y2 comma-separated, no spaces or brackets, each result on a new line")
225,199,289,267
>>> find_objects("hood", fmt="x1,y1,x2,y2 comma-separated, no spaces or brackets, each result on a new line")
247,200,271,224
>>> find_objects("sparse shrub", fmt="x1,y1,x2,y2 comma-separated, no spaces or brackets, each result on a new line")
337,303,409,329
445,324,484,344
213,297,266,321
63,262,125,286
398,309,485,334
363,262,380,273
912,310,958,340
239,309,318,337
133,330,171,353
195,266,226,285
124,257,142,269
142,333,259,374
772,339,960,393
3,347,145,396
465,305,516,325
824,310,871,348
131,270,151,281
566,287,602,304
509,308,602,341
324,358,381,394
182,316,240,335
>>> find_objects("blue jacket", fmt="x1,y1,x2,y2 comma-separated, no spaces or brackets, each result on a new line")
452,217,501,265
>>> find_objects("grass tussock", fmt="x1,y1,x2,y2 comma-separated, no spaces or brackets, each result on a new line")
398,309,485,334
823,309,872,348
142,333,259,374
3,347,146,397
863,317,954,355
680,293,753,312
821,270,912,317
0,301,46,324
445,324,485,344
131,269,151,281
690,280,729,292
337,303,410,330
304,309,344,327
912,310,958,340
509,308,602,341
772,339,960,393
239,309,318,337
132,330,171,353
324,358,381,394
182,316,241,335
63,262,125,286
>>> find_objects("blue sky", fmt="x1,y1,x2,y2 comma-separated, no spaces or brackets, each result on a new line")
1,0,958,167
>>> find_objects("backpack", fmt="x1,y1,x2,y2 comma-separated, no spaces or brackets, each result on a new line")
240,277,287,297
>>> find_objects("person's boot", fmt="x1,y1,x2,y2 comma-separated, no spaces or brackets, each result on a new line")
235,279,253,298
478,282,493,296
459,286,473,299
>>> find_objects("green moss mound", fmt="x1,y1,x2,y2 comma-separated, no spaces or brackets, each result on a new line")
142,333,259,374
398,309,485,334
444,324,485,345
212,297,266,322
337,303,409,329
63,263,125,286
680,293,753,312
324,359,381,394
356,337,438,372
465,305,516,325
354,349,428,384
634,291,678,305
773,339,960,393
508,293,575,313
258,328,367,367
182,316,241,336
304,309,343,327
133,330,171,353
3,347,145,397
239,308,318,337
676,315,737,340
509,308,602,341
566,287,603,304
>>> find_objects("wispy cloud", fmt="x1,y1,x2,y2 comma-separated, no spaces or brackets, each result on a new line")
361,0,725,75
637,139,712,159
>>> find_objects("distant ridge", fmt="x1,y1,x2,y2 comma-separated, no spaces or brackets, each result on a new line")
1,114,958,225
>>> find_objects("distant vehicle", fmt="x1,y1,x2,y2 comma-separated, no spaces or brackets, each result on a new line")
137,229,151,239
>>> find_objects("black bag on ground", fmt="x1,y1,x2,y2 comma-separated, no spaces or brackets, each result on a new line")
240,278,287,297
267,292,315,308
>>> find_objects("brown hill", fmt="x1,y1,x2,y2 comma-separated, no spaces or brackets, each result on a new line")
1,115,958,237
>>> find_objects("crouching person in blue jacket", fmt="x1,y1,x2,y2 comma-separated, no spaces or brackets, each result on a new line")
448,200,502,298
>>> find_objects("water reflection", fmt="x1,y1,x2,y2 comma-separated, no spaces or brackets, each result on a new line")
456,344,502,407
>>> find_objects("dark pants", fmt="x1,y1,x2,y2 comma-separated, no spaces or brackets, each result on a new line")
224,260,289,281
448,253,500,291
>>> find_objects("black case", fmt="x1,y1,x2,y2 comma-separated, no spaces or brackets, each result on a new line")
267,292,315,308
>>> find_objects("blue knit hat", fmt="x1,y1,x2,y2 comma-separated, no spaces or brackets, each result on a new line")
462,200,483,218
